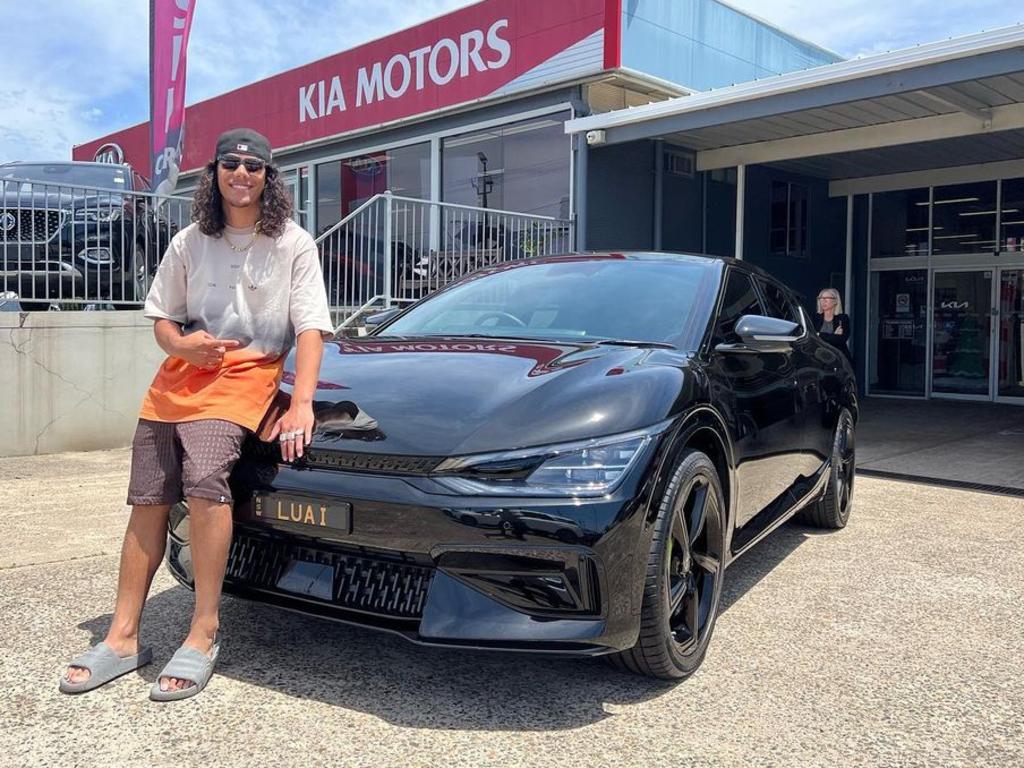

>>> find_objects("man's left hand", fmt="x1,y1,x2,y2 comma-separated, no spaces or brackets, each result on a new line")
268,403,316,462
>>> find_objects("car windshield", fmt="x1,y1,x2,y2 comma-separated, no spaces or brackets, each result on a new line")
0,164,128,190
381,257,718,349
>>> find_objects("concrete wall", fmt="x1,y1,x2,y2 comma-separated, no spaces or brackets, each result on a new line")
1,311,162,457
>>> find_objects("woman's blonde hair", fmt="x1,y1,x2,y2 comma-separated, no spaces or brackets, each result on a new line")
817,287,843,315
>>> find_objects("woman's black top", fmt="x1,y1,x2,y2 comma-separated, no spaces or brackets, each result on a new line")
818,313,852,361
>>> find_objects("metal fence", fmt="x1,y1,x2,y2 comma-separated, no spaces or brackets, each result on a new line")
317,192,574,326
0,177,191,310
0,179,574,320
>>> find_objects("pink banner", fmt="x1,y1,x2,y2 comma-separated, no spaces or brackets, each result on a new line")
150,0,197,195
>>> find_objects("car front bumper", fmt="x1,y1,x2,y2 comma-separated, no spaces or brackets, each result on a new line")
164,450,662,656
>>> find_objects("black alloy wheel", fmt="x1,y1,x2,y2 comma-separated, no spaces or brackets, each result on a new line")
798,408,856,529
612,449,727,680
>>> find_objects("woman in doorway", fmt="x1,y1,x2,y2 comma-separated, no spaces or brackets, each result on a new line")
817,287,852,363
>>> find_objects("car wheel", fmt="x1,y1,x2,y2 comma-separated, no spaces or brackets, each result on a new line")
797,408,855,529
114,240,150,310
611,449,727,680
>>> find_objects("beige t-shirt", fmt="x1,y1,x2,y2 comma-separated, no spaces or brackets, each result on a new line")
139,219,334,430
145,219,333,359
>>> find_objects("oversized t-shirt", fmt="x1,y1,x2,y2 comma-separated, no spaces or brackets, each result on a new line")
139,219,334,431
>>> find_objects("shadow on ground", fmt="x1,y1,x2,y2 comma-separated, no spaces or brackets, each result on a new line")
77,522,821,730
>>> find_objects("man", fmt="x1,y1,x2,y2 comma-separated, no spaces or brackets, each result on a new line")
60,128,334,701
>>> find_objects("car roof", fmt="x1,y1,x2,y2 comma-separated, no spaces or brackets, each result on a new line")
0,160,131,170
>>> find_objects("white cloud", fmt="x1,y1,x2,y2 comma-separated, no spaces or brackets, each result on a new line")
0,0,466,163
722,0,1024,58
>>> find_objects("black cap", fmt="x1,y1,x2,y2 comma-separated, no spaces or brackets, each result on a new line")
215,128,272,164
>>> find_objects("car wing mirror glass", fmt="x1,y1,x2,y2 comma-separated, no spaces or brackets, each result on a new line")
716,314,800,353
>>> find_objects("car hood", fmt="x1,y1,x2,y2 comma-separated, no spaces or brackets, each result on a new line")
281,336,697,456
0,188,123,210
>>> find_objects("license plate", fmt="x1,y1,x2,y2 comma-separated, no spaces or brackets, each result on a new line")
251,492,351,534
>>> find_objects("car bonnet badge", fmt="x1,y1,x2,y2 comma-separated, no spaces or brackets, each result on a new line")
0,212,16,233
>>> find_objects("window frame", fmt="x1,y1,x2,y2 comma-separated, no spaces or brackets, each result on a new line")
769,180,809,258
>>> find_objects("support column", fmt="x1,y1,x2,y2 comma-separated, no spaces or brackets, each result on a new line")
845,193,854,311
734,164,746,260
574,134,588,251
653,139,664,250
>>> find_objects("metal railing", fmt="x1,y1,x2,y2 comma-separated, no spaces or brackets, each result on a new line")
316,192,574,326
0,177,191,310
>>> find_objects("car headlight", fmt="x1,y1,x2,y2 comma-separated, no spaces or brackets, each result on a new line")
433,425,667,498
73,207,120,223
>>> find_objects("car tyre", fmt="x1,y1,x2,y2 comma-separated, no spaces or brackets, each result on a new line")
610,448,727,680
114,239,152,310
796,408,855,529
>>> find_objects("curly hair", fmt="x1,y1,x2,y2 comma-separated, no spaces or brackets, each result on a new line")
191,160,293,238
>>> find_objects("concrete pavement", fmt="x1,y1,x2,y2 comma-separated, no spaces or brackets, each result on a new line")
1,448,1022,768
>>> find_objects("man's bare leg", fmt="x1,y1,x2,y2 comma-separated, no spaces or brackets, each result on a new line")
65,503,171,683
160,496,232,692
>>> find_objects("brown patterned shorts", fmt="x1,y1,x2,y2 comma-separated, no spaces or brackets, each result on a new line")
127,419,250,506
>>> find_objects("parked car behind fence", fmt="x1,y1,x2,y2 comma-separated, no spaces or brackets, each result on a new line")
0,161,189,310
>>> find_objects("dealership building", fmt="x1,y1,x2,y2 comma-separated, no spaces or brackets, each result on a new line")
76,0,1024,405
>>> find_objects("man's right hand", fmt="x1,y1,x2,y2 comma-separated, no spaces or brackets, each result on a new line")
172,331,242,370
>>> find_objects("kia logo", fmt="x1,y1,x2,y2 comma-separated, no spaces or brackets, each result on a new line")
0,212,16,233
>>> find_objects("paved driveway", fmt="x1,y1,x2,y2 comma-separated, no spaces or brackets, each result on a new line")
2,449,1022,768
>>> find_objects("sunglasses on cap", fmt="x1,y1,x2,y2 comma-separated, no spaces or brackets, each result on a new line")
218,154,267,173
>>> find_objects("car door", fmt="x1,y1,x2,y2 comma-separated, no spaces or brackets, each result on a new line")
707,268,803,529
755,277,830,480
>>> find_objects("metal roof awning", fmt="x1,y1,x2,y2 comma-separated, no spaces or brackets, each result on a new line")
566,26,1024,188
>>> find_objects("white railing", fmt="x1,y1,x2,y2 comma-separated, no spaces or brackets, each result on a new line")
316,192,574,326
0,177,192,310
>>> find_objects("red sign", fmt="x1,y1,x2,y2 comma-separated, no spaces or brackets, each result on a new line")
150,0,197,194
74,0,614,174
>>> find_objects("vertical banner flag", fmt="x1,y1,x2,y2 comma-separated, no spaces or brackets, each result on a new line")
150,0,196,196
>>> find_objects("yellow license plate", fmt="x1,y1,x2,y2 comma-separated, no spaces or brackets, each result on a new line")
251,493,351,534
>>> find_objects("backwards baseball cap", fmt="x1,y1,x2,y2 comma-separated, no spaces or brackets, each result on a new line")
215,128,272,164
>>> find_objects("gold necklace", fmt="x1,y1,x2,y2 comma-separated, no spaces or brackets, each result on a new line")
225,231,256,252
224,220,261,252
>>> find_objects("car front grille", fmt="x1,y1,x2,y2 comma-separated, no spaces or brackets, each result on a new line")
225,531,435,619
0,209,65,244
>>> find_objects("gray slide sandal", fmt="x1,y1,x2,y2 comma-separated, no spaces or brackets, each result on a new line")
59,643,154,694
149,636,221,702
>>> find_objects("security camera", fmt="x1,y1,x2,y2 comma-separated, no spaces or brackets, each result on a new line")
585,129,606,146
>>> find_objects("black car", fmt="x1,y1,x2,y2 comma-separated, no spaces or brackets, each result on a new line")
0,161,179,309
165,253,857,680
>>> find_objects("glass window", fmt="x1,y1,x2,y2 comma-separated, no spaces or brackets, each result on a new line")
768,181,808,257
315,143,430,236
715,270,765,344
871,188,929,258
868,269,927,396
441,114,570,219
382,258,718,350
931,181,998,256
757,278,801,326
998,178,1024,252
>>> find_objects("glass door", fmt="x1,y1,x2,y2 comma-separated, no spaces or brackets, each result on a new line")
997,268,1024,401
931,270,993,398
868,269,928,396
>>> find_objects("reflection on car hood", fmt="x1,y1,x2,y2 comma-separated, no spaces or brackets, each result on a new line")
281,336,695,456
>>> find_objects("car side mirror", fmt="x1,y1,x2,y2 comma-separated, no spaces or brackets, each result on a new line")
364,307,401,328
716,314,800,353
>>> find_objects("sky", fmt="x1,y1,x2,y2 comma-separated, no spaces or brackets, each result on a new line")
0,0,1021,164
